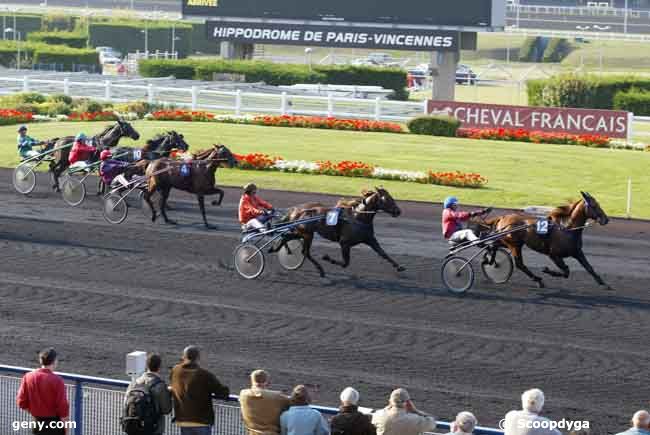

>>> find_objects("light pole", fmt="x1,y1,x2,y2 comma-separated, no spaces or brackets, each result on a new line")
304,47,313,70
141,26,149,55
624,0,628,34
593,25,610,72
4,28,21,69
171,22,181,57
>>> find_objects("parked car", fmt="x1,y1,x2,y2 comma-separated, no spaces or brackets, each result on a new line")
456,64,477,85
352,52,404,67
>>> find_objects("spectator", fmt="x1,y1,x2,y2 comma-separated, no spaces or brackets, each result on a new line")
446,412,477,435
16,348,70,435
280,385,330,435
169,346,230,435
371,388,435,435
330,387,376,435
614,411,650,435
123,353,172,435
240,369,290,435
504,388,560,435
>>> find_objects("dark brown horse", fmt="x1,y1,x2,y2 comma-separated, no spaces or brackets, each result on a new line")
49,119,140,192
482,191,610,289
273,187,405,277
143,144,237,228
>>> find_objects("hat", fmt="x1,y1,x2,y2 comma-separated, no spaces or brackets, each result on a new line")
389,388,410,406
75,133,87,141
243,183,257,194
17,125,27,132
100,149,113,161
340,387,360,405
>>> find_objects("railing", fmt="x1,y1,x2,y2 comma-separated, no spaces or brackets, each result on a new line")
1,365,504,435
0,75,428,122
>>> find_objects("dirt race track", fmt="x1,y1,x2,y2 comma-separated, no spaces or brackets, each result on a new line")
1,167,649,434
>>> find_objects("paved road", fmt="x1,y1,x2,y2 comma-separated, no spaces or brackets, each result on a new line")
0,168,648,434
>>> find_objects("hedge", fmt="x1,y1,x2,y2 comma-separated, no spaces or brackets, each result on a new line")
0,14,43,39
407,115,461,137
519,37,540,62
42,13,78,32
613,89,650,115
0,40,98,70
527,74,650,109
542,38,571,63
189,22,219,55
140,59,409,100
28,31,87,49
89,20,193,58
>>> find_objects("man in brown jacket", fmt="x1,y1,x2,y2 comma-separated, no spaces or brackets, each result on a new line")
240,369,290,435
169,346,230,435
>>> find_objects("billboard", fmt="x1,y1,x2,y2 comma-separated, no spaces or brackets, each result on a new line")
427,100,632,139
183,0,504,29
207,22,459,51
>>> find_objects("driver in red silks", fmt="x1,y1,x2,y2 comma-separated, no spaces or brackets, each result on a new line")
68,133,97,165
239,183,274,231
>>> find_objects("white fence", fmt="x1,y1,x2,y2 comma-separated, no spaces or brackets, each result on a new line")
0,75,428,122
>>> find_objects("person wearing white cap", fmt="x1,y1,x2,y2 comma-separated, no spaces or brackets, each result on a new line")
331,387,376,435
613,410,650,435
503,388,560,435
371,388,436,435
445,411,477,435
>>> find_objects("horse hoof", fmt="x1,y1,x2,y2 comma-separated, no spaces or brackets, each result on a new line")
536,280,545,288
166,220,178,225
205,224,217,230
322,255,331,261
397,266,406,272
211,200,220,206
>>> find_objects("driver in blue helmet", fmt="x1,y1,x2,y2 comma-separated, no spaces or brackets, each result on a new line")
17,125,49,160
442,196,491,244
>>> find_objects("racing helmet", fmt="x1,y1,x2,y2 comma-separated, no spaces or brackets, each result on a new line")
17,125,27,132
100,149,112,161
243,183,257,194
444,196,459,209
75,133,87,141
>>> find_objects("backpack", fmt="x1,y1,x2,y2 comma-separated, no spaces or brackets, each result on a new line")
121,376,162,435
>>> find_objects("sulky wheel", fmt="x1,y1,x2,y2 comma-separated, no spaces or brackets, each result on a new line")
103,193,129,225
441,256,475,294
13,162,38,195
234,243,265,279
61,177,86,207
277,238,305,271
480,247,514,284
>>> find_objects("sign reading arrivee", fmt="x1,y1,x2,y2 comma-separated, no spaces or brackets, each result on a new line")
428,100,632,139
206,21,458,51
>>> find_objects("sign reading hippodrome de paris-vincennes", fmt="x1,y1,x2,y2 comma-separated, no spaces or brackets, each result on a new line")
205,21,459,51
428,100,632,140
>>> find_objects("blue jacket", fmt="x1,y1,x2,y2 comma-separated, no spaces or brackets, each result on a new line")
281,405,330,435
615,429,650,435
17,134,39,158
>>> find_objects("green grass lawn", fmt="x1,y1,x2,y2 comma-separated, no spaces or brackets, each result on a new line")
3,121,649,218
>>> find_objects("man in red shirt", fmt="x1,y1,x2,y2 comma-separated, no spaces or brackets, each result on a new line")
68,133,98,166
442,196,490,244
16,348,70,435
239,183,274,231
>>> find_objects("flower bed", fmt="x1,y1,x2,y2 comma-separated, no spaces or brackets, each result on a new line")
65,111,120,122
0,109,33,126
457,128,611,148
147,110,215,122
232,152,487,188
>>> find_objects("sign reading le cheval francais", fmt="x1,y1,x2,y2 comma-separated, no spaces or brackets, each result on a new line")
206,22,458,51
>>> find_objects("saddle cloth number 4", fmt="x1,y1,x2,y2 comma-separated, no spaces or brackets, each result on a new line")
536,219,549,235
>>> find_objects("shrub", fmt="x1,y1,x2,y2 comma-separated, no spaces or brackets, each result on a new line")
527,74,650,109
42,13,77,32
542,38,571,63
13,103,40,114
32,44,98,70
519,37,541,62
613,89,650,116
89,20,193,58
28,31,87,49
0,14,43,39
407,115,461,137
75,99,107,113
113,101,171,117
140,59,410,100
47,94,73,105
40,101,72,116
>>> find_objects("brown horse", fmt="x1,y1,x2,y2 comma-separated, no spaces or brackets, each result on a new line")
143,144,237,228
272,187,405,277
49,119,140,192
482,191,610,289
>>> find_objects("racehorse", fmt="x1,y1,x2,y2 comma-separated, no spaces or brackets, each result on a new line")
97,131,190,195
49,119,140,192
143,144,238,229
476,191,610,289
272,187,405,277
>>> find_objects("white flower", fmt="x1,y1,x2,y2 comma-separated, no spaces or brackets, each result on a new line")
273,160,319,173
372,167,427,182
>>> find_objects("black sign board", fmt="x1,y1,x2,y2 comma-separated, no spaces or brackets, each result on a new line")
206,21,459,51
184,0,499,28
